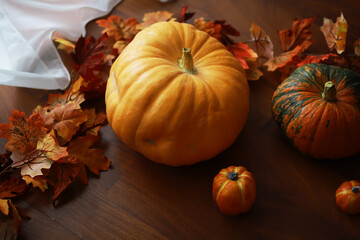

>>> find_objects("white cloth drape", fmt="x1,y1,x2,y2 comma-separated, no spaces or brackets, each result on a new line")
0,0,121,90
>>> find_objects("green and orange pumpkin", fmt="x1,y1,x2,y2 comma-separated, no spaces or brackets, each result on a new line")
105,21,249,166
272,63,360,159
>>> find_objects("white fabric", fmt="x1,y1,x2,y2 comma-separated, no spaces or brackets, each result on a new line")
0,0,121,90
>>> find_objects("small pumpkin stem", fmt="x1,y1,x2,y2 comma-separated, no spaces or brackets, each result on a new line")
228,171,238,181
322,81,337,102
178,48,197,74
352,186,360,193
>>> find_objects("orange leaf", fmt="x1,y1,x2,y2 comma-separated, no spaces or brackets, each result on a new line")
249,23,274,59
80,109,107,136
51,102,88,145
297,53,337,67
0,199,9,215
264,45,303,71
139,11,174,29
68,135,110,175
0,199,23,239
22,175,48,192
354,38,360,56
227,42,258,69
1,111,47,154
96,15,139,42
113,40,128,55
278,17,314,52
320,12,347,54
37,130,68,161
193,17,222,40
245,58,263,81
0,177,27,199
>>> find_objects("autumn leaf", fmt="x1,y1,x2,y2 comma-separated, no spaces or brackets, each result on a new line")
264,45,303,71
0,111,47,154
193,17,222,40
139,11,175,29
45,157,87,206
227,42,258,69
278,16,314,52
51,102,88,145
22,175,48,192
320,12,347,54
0,177,27,199
245,58,263,81
214,20,240,37
68,135,110,175
354,38,360,56
249,23,273,59
96,16,139,42
79,109,107,136
37,130,68,161
11,151,53,178
297,53,337,67
54,38,75,54
0,199,23,240
178,5,195,23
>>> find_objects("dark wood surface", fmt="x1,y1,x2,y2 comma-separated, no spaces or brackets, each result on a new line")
1,0,360,239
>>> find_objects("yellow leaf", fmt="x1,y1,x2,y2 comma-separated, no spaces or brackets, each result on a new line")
0,199,9,215
54,38,75,54
22,175,48,192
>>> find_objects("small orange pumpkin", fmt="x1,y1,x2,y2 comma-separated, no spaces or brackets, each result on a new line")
335,180,360,214
105,21,249,166
212,166,256,215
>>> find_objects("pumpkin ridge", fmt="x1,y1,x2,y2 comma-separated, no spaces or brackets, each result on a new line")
216,179,230,203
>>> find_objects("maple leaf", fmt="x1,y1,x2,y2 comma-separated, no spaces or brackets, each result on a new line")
113,40,128,54
73,34,109,76
227,42,258,69
278,16,314,52
0,111,47,154
178,5,195,23
37,130,68,161
54,38,75,54
249,23,274,59
96,16,139,42
51,102,88,145
79,109,107,136
354,38,360,56
0,199,23,239
297,53,337,67
22,175,48,192
139,11,175,29
264,45,303,71
215,20,240,37
245,58,263,81
320,12,347,54
193,17,222,40
0,177,27,199
45,156,87,206
11,151,53,178
68,135,110,175
33,106,55,130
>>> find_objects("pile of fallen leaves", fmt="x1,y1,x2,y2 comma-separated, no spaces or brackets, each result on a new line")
1,5,360,237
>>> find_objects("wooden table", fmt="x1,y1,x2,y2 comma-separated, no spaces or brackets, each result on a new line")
1,0,360,239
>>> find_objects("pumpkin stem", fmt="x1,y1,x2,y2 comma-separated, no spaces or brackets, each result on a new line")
228,171,238,181
352,186,360,193
322,81,337,102
178,48,197,74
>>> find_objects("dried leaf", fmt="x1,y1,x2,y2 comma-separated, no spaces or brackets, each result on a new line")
68,135,110,175
178,5,195,23
354,38,360,56
228,42,258,69
0,177,27,199
11,151,53,178
54,38,75,54
0,199,9,215
113,40,128,54
214,20,240,37
0,199,23,240
22,175,48,192
51,102,88,144
249,23,273,59
264,45,303,71
297,53,337,67
33,106,55,130
0,111,47,154
193,17,222,40
320,12,347,54
278,17,314,52
96,16,139,42
139,11,174,29
245,58,263,81
37,130,68,161
79,109,107,136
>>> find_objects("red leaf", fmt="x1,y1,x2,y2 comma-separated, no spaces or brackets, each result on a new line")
264,45,303,71
278,17,315,52
297,53,337,67
178,5,195,23
214,20,240,37
0,177,27,199
228,42,258,69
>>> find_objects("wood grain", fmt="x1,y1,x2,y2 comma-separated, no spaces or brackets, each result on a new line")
1,0,360,239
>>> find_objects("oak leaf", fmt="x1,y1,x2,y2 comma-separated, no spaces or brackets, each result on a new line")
68,135,110,175
278,16,314,52
96,16,139,42
0,111,47,154
228,42,258,69
178,5,195,23
0,177,27,199
22,175,48,192
320,13,347,54
249,23,273,59
139,11,174,29
51,102,88,145
264,45,303,71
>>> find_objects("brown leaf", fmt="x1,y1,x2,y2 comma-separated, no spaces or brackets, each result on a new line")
96,16,139,42
80,109,107,136
178,5,195,23
22,175,48,192
278,17,314,52
0,177,27,199
0,199,23,240
320,12,347,54
193,17,222,40
37,130,68,161
68,135,110,175
139,11,174,29
354,38,360,56
245,58,263,81
249,23,274,59
264,45,303,71
227,42,258,69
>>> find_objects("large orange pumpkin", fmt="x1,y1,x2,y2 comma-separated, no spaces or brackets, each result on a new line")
105,21,249,166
